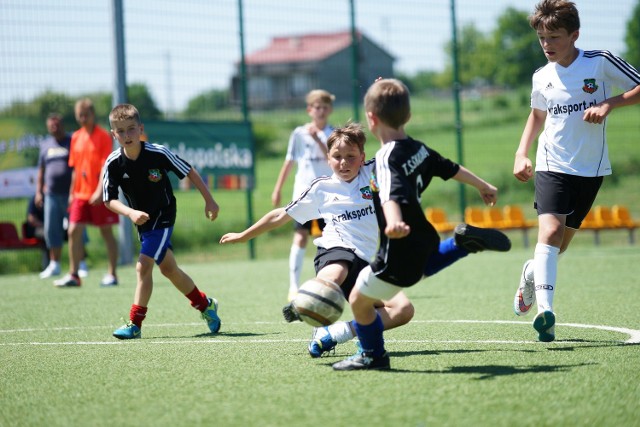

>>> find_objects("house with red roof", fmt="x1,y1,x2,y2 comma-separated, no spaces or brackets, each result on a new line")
231,30,394,109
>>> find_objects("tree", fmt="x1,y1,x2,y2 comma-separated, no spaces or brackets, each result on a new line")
437,7,545,89
127,83,162,120
624,0,640,67
441,23,497,87
492,7,543,87
183,89,229,119
397,70,441,93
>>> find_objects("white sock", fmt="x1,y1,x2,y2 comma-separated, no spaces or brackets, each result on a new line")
534,243,560,313
289,244,305,292
327,321,355,344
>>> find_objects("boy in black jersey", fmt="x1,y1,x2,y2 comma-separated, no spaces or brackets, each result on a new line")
332,79,509,371
103,104,221,339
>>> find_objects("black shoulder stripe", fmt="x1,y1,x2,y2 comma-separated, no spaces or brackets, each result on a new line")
583,50,640,84
286,175,331,209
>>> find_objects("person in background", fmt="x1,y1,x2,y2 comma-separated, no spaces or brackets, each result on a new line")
35,113,88,278
25,194,49,270
271,89,335,302
54,99,119,287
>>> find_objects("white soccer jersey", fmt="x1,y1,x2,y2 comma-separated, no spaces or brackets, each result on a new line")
531,49,640,177
285,160,378,262
285,124,333,198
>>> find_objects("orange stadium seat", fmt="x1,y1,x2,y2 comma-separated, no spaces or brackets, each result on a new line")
611,205,639,244
483,207,506,228
425,207,457,234
502,205,537,248
464,207,485,227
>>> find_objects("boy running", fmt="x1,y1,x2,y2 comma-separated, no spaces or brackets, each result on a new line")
103,104,221,339
512,0,640,342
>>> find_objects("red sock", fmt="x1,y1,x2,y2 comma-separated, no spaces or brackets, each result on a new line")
186,287,209,312
130,304,147,328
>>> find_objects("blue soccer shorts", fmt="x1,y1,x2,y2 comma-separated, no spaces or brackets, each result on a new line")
140,227,173,265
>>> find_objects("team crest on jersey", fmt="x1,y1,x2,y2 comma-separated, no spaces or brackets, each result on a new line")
360,186,372,200
369,172,379,193
582,79,598,94
148,169,162,182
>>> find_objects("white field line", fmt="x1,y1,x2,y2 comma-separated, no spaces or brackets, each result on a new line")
0,319,638,346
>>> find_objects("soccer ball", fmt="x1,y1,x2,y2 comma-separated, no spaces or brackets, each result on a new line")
293,278,345,327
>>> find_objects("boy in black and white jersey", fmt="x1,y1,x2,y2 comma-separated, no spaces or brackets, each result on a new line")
331,79,509,371
512,0,640,342
220,123,510,359
103,104,222,339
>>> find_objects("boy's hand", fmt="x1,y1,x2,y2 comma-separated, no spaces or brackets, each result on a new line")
513,154,533,182
129,210,150,226
219,233,245,244
385,221,410,239
478,184,498,207
205,200,219,221
88,191,102,206
583,103,610,124
306,123,320,137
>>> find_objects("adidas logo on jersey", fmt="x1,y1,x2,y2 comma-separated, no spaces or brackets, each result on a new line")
545,82,554,90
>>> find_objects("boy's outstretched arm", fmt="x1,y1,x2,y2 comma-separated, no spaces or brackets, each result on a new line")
220,207,292,244
187,168,219,221
452,166,498,207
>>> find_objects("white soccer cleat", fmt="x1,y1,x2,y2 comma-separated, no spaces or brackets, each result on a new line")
514,259,535,316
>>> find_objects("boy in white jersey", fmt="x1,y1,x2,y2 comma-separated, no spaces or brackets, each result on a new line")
222,123,510,359
271,89,335,302
512,0,640,342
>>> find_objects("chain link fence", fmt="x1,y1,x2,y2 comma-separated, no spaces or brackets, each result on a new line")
1,0,638,270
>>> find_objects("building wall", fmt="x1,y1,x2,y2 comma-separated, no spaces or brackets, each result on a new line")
236,36,394,109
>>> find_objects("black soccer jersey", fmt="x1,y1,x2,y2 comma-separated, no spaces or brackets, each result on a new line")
370,137,460,286
103,142,191,233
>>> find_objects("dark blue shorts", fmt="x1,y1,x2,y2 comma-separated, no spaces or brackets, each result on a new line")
140,227,173,265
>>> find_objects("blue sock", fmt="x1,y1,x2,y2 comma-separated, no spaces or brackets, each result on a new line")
423,237,468,277
354,313,385,357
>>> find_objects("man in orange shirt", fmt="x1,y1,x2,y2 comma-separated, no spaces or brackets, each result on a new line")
54,98,119,287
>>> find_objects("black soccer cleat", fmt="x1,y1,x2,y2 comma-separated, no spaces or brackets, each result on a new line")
454,223,511,253
332,351,391,371
282,302,302,323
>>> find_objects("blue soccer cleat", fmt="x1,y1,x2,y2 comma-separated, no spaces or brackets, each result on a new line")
113,321,141,340
308,326,337,358
202,298,221,334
